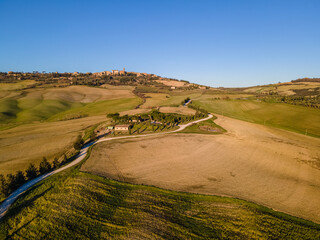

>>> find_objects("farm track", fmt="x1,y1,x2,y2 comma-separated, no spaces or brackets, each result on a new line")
0,114,212,220
83,114,320,224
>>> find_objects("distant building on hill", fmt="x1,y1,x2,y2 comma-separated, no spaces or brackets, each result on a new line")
111,68,126,76
119,68,126,75
112,70,119,75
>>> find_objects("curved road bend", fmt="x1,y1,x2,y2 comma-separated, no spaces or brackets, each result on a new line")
0,114,213,220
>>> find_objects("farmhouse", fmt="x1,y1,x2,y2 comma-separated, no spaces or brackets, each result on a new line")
115,124,131,131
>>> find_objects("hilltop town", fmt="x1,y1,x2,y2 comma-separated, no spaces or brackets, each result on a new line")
1,68,208,90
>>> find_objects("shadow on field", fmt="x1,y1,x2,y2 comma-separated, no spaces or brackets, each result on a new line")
3,184,53,222
5,216,38,239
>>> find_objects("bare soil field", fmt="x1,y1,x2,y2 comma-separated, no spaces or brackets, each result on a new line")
82,115,320,223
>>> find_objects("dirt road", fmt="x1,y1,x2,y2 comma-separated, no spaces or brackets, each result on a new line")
0,115,212,220
82,114,320,223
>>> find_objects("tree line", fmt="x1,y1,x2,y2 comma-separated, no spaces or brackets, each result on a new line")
107,109,207,127
0,156,64,198
0,135,85,199
259,95,320,109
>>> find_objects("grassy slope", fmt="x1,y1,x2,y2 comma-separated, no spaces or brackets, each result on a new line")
192,99,320,137
1,164,319,239
0,86,142,175
49,97,141,121
0,97,141,124
0,80,36,91
142,93,202,108
0,85,141,124
180,117,227,135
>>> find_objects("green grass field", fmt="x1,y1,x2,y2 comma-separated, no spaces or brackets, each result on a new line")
180,117,227,135
1,162,320,239
142,93,203,108
0,97,141,124
192,99,320,137
0,80,36,91
48,97,142,121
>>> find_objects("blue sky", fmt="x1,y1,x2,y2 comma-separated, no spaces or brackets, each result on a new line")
0,0,319,87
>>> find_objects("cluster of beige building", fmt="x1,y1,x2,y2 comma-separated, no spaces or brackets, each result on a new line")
92,68,157,77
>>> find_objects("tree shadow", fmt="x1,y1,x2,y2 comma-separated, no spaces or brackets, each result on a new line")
5,215,38,239
2,184,53,222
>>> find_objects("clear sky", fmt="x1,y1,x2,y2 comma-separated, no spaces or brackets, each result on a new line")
0,0,319,87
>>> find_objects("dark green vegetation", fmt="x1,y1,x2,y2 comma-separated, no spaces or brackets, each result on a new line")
180,117,227,135
108,109,208,135
1,164,320,239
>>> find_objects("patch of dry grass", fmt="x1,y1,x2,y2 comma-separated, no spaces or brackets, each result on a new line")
0,116,106,175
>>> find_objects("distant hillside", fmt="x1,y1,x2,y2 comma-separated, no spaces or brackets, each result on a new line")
291,78,320,83
0,70,206,90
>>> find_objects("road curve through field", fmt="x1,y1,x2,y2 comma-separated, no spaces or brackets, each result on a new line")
0,114,213,220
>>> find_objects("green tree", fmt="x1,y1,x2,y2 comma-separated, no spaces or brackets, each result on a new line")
60,154,68,166
15,171,26,186
107,113,120,122
25,163,38,180
89,131,97,141
52,157,60,169
74,135,84,150
6,174,16,194
0,174,8,196
39,157,51,174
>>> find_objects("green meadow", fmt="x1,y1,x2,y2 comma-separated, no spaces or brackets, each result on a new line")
0,97,142,124
192,98,320,137
180,117,227,135
0,80,36,91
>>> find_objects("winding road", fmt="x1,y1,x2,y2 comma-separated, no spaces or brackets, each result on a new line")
0,114,212,220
